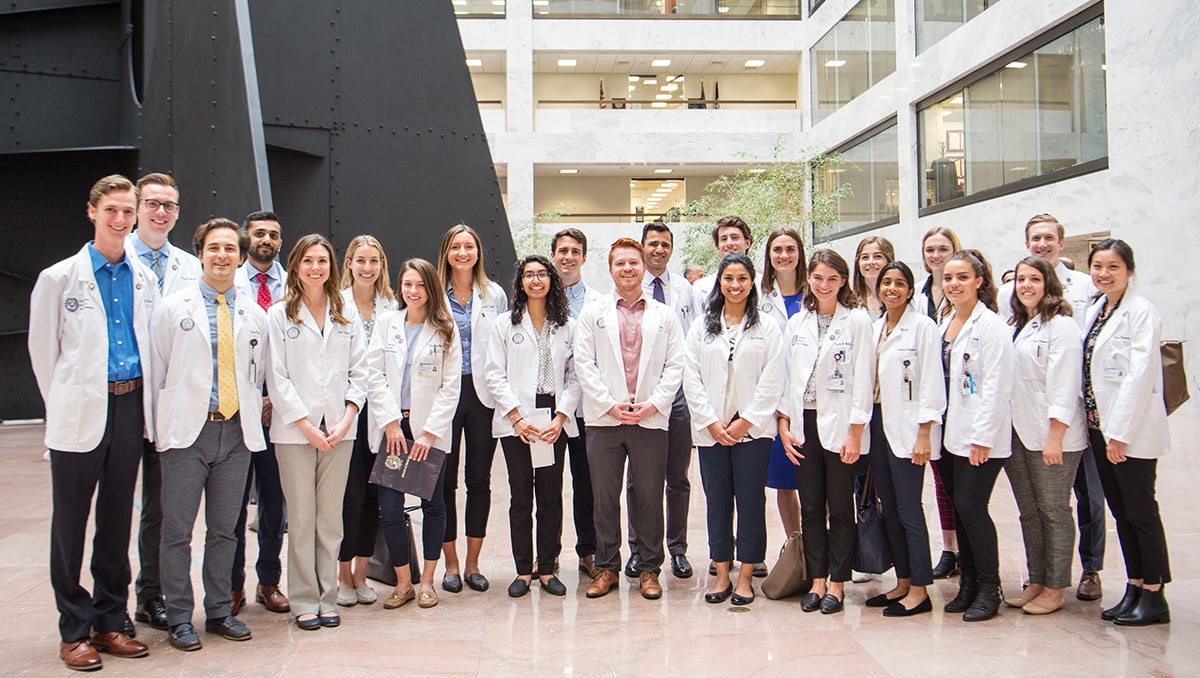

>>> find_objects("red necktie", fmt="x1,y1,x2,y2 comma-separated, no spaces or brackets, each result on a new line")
256,273,272,310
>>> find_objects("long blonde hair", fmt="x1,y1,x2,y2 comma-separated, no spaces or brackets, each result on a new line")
437,224,493,303
283,234,350,325
398,258,456,346
339,235,396,302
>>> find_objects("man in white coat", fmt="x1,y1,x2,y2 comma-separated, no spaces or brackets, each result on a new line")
151,218,268,651
634,221,695,579
551,228,605,578
690,215,754,319
29,175,155,670
997,213,1106,602
126,172,202,633
574,237,685,600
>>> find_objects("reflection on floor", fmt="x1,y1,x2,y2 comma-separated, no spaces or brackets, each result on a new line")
3,416,1198,676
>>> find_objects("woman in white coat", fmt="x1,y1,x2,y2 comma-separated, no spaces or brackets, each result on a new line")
438,224,508,593
1002,257,1089,616
865,262,945,617
759,228,806,539
1082,239,1172,626
368,258,462,611
937,250,1013,622
485,255,579,599
336,235,399,608
778,249,874,615
267,234,370,630
686,253,785,606
851,236,895,320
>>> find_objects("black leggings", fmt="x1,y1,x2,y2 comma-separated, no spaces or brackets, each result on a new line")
339,408,379,560
934,453,1004,586
1088,429,1171,584
443,374,497,541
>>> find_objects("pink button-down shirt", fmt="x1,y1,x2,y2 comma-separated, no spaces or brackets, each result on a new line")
615,295,646,402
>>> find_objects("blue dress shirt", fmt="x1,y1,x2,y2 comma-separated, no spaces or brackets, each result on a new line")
88,243,141,381
447,282,474,375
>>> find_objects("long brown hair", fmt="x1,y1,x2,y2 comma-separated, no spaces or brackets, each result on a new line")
802,249,861,312
340,235,396,302
851,236,895,301
921,226,962,274
760,228,806,295
945,249,998,313
437,224,494,304
283,234,350,325
398,258,456,346
1008,256,1072,328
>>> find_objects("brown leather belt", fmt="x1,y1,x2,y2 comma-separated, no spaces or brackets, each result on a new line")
207,411,239,422
107,378,143,396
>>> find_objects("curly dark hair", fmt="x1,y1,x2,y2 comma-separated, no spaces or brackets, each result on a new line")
509,254,570,328
704,253,761,336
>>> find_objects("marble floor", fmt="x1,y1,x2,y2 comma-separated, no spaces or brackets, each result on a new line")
4,415,1199,677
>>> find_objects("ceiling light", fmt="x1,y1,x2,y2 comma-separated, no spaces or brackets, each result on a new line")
941,110,954,117
655,94,672,100
492,0,505,4
1006,61,1027,69
628,75,640,82
745,59,765,68
719,6,730,12
557,59,577,67
651,59,671,67
650,102,667,108
452,0,466,4
747,168,767,174
465,58,482,67
644,79,658,85
654,168,673,174
662,182,679,187
662,84,678,91
654,189,670,194
559,168,578,174
825,59,847,68
949,95,963,105
628,85,636,91
533,0,549,4
1009,166,1028,171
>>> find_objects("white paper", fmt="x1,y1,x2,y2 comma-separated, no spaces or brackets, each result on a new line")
528,407,555,468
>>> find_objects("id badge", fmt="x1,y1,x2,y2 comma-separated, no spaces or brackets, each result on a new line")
1103,367,1124,383
826,370,846,393
959,372,975,396
417,360,438,378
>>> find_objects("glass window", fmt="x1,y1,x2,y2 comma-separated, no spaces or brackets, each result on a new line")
820,125,899,234
918,16,1106,210
454,0,506,16
536,1,800,16
811,0,896,125
916,1,995,53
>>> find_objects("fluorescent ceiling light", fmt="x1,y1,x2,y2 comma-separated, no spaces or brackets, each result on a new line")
719,6,729,12
557,59,577,67
492,0,505,5
1006,61,1028,69
744,59,765,68
941,110,954,117
559,169,578,174
662,84,678,91
644,79,658,85
629,75,640,82
465,58,482,67
533,0,550,4
651,59,671,67
825,59,847,68
650,102,667,108
662,182,679,187
1009,166,1028,171
452,0,466,4
655,94,672,100
654,168,673,174
628,85,636,91
654,189,670,194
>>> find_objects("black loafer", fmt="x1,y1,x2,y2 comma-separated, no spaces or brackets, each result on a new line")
441,574,463,593
540,576,567,597
318,613,340,628
205,615,252,641
801,592,822,612
731,587,756,606
671,554,693,579
865,592,901,608
624,553,643,579
883,597,932,617
135,597,169,631
169,622,203,650
708,561,719,576
465,573,490,592
507,578,530,598
819,593,844,614
704,585,734,604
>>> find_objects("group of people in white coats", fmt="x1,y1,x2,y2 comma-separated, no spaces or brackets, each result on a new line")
29,173,1174,671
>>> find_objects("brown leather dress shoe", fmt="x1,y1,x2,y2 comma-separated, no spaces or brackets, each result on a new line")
256,584,291,613
91,631,150,658
1077,570,1102,601
585,570,619,598
230,589,247,616
60,640,102,671
578,554,599,579
639,571,663,600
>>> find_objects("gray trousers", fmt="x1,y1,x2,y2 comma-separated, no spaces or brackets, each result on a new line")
588,425,668,573
627,389,691,556
159,419,252,626
276,439,353,616
1005,430,1084,590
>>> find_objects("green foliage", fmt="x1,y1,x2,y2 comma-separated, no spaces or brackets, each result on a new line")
511,204,572,260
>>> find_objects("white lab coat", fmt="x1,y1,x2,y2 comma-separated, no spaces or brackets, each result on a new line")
940,303,1014,458
150,285,268,452
28,245,157,451
485,314,581,438
1084,292,1170,458
367,309,462,453
781,304,875,454
452,280,508,408
339,288,399,330
266,300,370,444
682,314,785,447
998,262,1097,333
873,307,946,459
756,285,793,330
1010,313,1088,453
124,233,202,297
574,293,685,430
567,281,605,421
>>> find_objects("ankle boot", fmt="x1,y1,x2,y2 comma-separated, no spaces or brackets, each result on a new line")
932,551,959,579
963,584,1002,622
1114,587,1170,626
1101,584,1141,621
944,574,978,613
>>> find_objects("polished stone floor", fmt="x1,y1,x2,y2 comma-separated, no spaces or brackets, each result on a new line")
4,415,1199,677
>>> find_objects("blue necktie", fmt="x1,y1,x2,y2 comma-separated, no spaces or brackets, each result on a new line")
652,277,665,304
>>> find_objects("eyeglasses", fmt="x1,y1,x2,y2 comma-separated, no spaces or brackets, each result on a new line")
522,271,550,281
142,199,180,213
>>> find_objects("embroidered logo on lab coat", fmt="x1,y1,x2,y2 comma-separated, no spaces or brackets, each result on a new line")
64,298,79,313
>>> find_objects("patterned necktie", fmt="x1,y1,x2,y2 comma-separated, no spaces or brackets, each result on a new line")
652,276,665,304
150,251,165,293
216,293,239,419
255,273,271,310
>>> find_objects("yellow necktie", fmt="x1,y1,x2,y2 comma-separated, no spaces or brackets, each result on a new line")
217,293,239,419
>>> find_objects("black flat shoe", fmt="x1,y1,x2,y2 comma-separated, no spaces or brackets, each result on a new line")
801,592,822,612
932,551,959,579
465,573,490,592
819,593,844,614
705,585,734,604
883,597,932,617
1101,584,1141,621
865,592,903,608
731,588,756,606
540,576,567,597
318,613,340,628
442,574,463,593
507,578,530,598
295,615,321,631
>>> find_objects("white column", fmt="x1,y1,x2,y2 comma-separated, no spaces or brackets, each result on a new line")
506,0,534,133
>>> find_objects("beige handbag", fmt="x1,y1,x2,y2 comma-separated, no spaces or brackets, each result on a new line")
1161,340,1190,415
762,532,811,600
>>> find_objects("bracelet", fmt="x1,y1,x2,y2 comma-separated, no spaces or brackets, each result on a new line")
514,416,525,426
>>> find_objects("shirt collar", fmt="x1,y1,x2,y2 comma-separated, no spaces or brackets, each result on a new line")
243,260,280,282
88,242,129,273
565,280,587,299
200,280,238,304
614,290,648,307
129,231,169,259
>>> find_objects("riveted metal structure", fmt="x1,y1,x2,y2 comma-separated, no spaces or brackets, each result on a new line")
1,0,512,419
